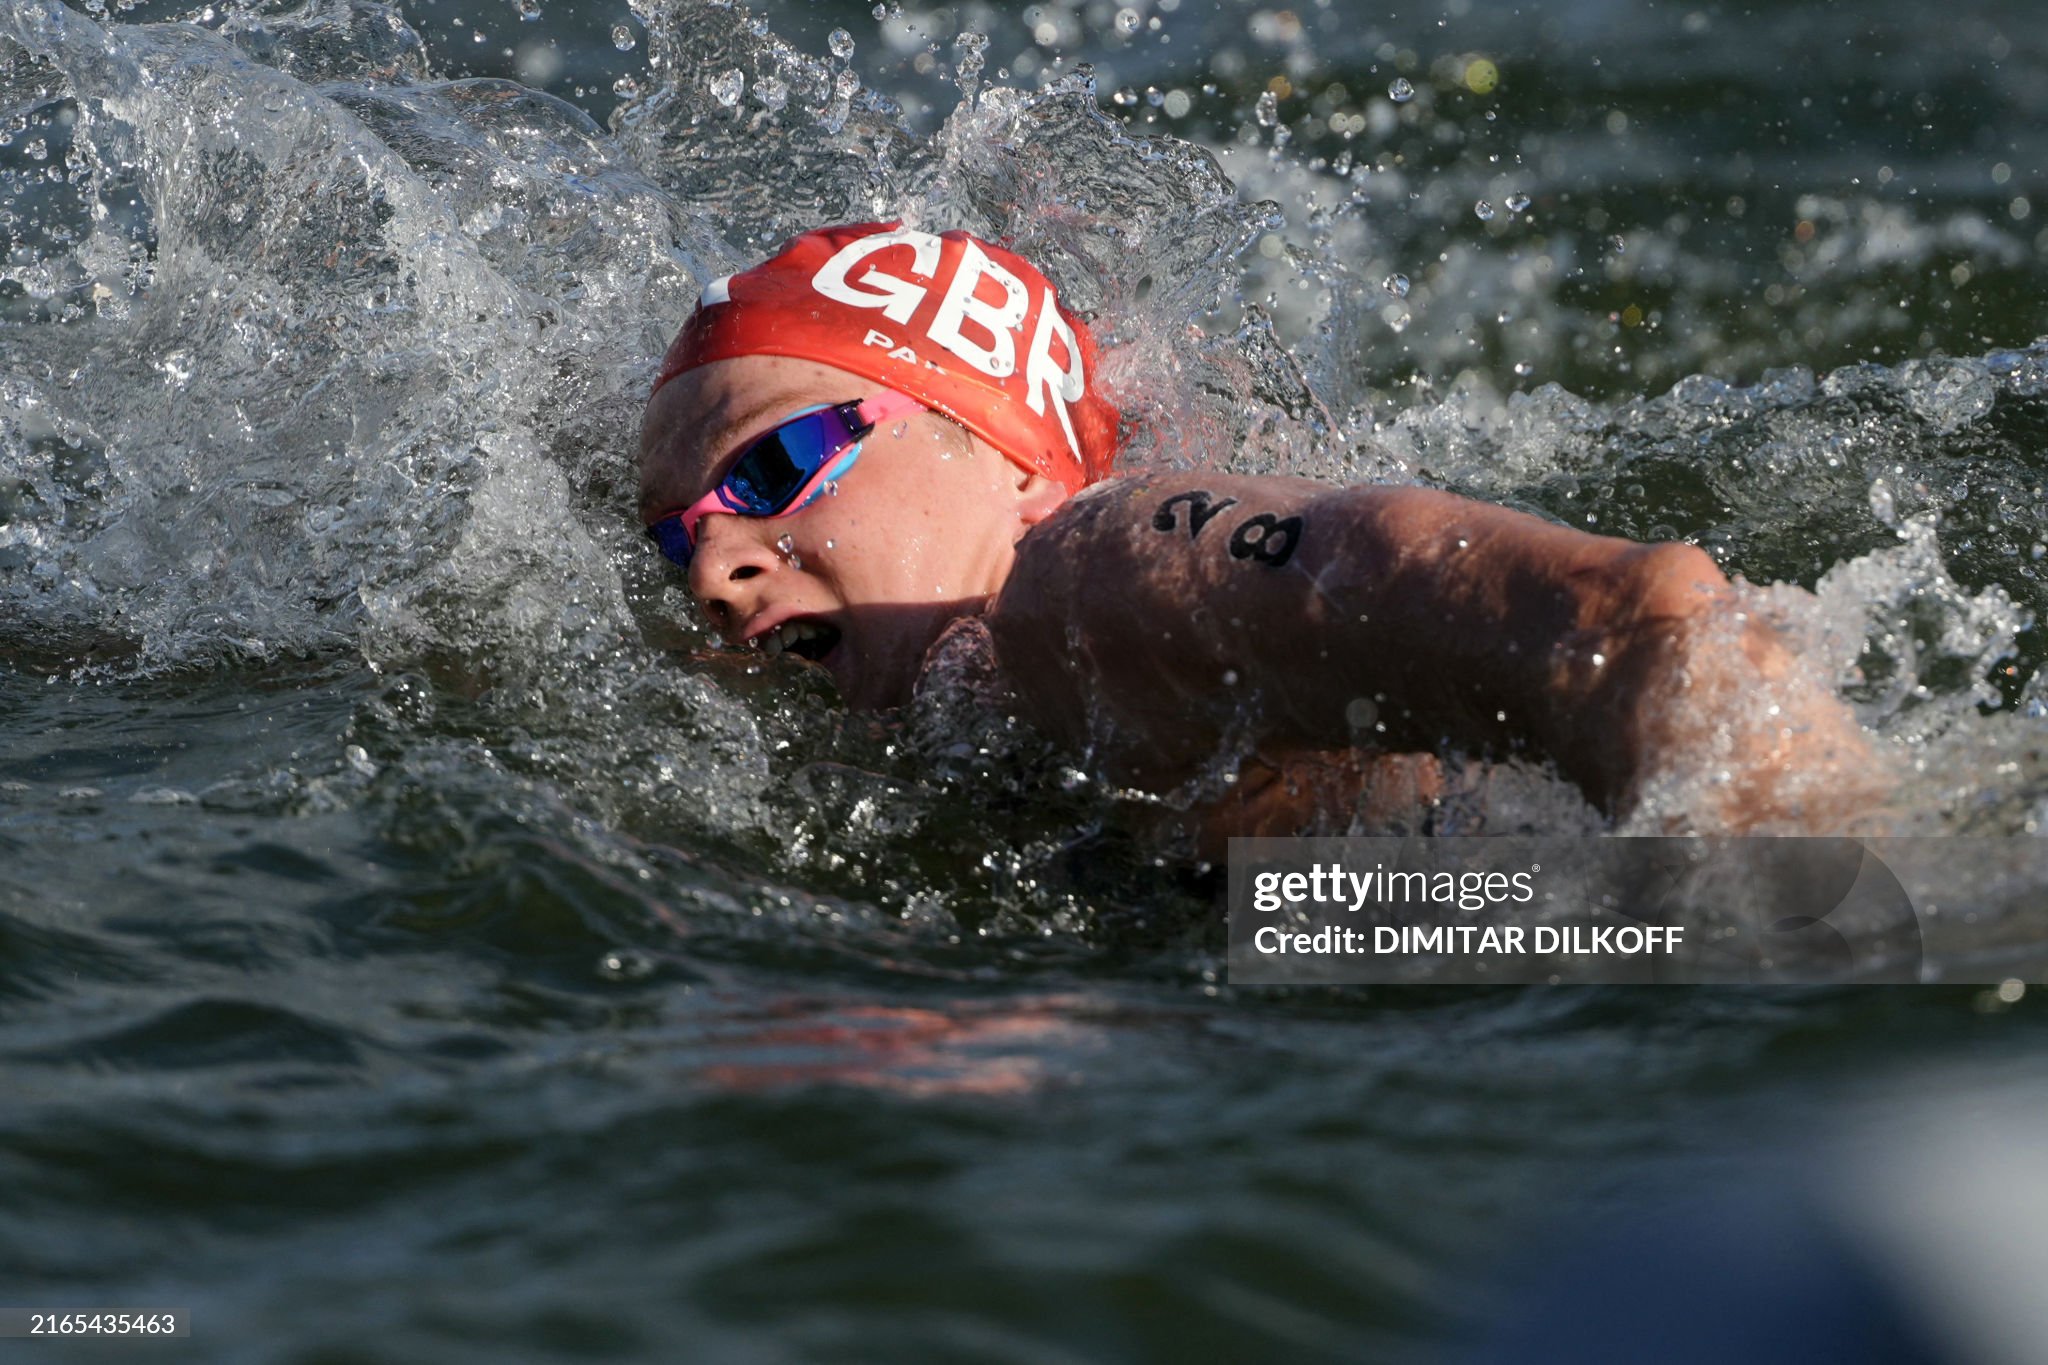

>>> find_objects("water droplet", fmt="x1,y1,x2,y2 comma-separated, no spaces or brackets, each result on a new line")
598,949,654,981
708,68,744,106
829,27,855,58
1388,77,1414,102
755,75,788,111
1609,234,1627,254
822,480,840,497
1505,192,1532,214
1254,89,1279,126
954,30,987,78
871,2,887,18
1513,360,1534,376
515,0,541,20
825,539,837,550
1382,272,1410,297
1474,199,1496,221
834,68,860,99
1146,86,1165,107
611,23,636,50
1115,7,1140,33
891,420,908,437
24,138,47,161
612,73,641,97
775,534,801,568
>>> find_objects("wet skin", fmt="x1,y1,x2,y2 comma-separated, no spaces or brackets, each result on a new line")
990,474,1888,832
642,355,1887,833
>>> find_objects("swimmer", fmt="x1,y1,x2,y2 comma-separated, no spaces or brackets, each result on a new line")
638,223,1888,837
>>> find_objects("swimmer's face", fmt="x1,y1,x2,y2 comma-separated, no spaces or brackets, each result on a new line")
639,354,1067,709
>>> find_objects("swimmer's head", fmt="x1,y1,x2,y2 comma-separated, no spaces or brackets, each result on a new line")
639,225,1119,709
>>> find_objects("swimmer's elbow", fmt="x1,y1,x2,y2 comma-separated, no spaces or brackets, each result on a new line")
1619,541,1733,626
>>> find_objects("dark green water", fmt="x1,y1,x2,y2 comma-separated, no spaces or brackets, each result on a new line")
6,0,2048,1359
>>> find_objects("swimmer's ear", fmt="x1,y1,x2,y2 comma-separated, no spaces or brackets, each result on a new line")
966,431,1068,525
1011,469,1069,526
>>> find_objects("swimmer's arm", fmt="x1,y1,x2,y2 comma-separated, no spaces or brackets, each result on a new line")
1163,748,1450,863
986,473,1875,825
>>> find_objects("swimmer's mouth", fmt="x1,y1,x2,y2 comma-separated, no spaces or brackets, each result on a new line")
754,618,842,663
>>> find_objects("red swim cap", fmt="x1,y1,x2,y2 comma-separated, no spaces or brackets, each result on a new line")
653,223,1121,492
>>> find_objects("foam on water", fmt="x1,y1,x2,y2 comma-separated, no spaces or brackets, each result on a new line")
4,0,2048,951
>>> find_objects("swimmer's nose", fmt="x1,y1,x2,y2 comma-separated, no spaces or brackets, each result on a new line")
687,516,782,642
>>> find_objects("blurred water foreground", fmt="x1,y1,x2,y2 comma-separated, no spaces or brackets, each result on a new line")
4,0,2048,1360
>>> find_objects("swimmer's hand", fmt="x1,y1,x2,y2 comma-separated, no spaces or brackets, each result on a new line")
985,474,1886,833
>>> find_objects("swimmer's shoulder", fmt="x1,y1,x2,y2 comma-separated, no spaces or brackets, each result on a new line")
1019,470,1332,560
978,470,1354,785
989,470,1338,769
1003,472,1335,623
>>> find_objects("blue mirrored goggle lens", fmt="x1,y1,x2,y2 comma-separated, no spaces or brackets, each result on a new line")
647,516,694,566
725,405,855,512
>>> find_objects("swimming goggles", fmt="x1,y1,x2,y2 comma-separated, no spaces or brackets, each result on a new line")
645,390,925,569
